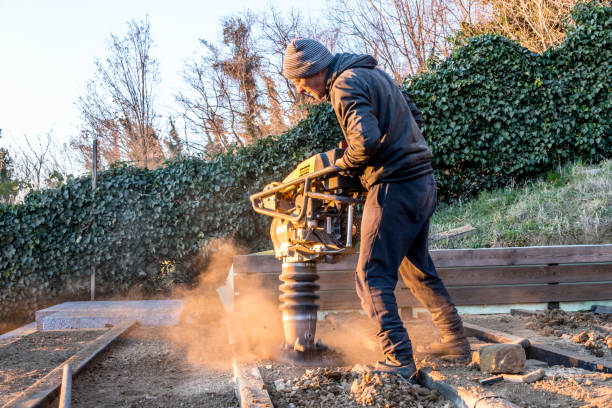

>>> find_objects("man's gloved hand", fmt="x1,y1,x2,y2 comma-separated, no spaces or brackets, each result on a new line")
334,157,357,177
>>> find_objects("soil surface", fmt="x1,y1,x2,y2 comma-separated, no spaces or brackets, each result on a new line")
0,329,107,406
462,310,612,362
51,326,238,408
422,348,612,408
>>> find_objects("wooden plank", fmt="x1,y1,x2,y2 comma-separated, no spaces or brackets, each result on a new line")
233,362,274,408
429,225,476,243
418,370,520,408
233,263,612,293
234,282,612,310
233,245,612,273
430,244,612,268
464,323,530,348
526,342,612,374
438,264,612,286
3,321,136,408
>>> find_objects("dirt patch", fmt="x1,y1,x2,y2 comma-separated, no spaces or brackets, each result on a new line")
310,312,612,407
0,329,106,405
53,326,237,408
260,363,452,408
421,350,612,408
462,311,612,362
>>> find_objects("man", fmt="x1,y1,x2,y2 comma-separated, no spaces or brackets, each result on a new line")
283,39,470,380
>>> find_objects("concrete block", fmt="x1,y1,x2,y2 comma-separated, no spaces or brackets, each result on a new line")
36,300,183,331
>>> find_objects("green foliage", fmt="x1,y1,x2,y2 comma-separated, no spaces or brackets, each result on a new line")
1,2,610,319
406,1,611,201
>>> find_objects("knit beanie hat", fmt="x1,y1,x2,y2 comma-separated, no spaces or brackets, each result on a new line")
283,38,334,79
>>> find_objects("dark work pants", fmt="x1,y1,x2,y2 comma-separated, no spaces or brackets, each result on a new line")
355,173,463,365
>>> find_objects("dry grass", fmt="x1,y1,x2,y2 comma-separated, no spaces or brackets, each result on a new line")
430,160,612,248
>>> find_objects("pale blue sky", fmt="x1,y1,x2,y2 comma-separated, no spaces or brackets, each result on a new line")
0,0,327,150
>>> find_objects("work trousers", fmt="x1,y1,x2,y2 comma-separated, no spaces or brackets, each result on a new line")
355,172,463,365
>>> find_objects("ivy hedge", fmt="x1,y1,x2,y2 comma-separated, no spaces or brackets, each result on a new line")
407,1,611,199
1,2,610,319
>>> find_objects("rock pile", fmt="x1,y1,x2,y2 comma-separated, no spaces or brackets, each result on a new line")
572,330,612,357
269,366,451,408
524,309,611,357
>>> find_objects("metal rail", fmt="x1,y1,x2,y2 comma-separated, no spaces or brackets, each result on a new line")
3,321,136,408
250,166,342,222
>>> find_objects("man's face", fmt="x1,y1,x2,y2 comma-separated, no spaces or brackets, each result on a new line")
291,69,327,100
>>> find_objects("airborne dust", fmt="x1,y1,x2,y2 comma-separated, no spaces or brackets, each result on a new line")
163,238,436,368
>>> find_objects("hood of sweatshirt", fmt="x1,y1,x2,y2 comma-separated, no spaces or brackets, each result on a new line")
325,53,378,97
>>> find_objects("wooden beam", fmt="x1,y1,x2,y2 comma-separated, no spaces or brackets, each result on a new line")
464,323,530,348
235,282,612,310
430,244,612,267
233,362,273,408
429,225,476,242
233,263,612,292
233,245,612,273
525,342,612,374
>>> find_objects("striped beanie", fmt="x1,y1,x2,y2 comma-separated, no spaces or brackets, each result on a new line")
283,38,334,79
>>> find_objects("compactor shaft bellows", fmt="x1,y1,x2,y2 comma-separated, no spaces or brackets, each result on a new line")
279,261,326,362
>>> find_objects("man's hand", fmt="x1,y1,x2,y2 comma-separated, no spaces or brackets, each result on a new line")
334,157,357,177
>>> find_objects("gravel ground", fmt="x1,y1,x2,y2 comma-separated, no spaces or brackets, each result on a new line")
420,350,612,408
260,363,452,408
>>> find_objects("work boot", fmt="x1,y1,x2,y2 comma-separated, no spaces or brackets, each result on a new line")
422,333,470,358
370,358,418,384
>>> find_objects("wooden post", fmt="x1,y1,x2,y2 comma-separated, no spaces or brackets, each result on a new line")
90,138,98,301
58,363,72,408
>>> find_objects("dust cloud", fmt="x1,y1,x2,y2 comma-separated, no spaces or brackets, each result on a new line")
164,239,283,368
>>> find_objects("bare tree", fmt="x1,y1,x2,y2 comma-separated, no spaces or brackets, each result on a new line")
177,9,343,152
461,0,578,53
178,15,276,152
74,17,164,169
331,0,485,80
257,6,341,123
176,43,244,153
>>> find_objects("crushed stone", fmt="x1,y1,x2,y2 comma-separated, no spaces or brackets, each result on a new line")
262,364,452,408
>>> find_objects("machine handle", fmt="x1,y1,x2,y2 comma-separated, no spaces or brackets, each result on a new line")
250,166,343,222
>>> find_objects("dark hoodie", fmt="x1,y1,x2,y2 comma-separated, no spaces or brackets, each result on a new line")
325,53,432,190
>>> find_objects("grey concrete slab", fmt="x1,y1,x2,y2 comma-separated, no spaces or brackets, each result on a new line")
36,300,183,331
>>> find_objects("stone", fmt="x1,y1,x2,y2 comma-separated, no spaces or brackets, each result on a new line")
520,369,545,383
274,379,286,392
478,343,526,374
573,331,588,343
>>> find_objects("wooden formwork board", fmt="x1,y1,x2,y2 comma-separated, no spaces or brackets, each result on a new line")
3,320,136,408
233,362,273,408
418,370,520,408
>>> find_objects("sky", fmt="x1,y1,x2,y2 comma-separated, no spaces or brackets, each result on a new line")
0,0,327,152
